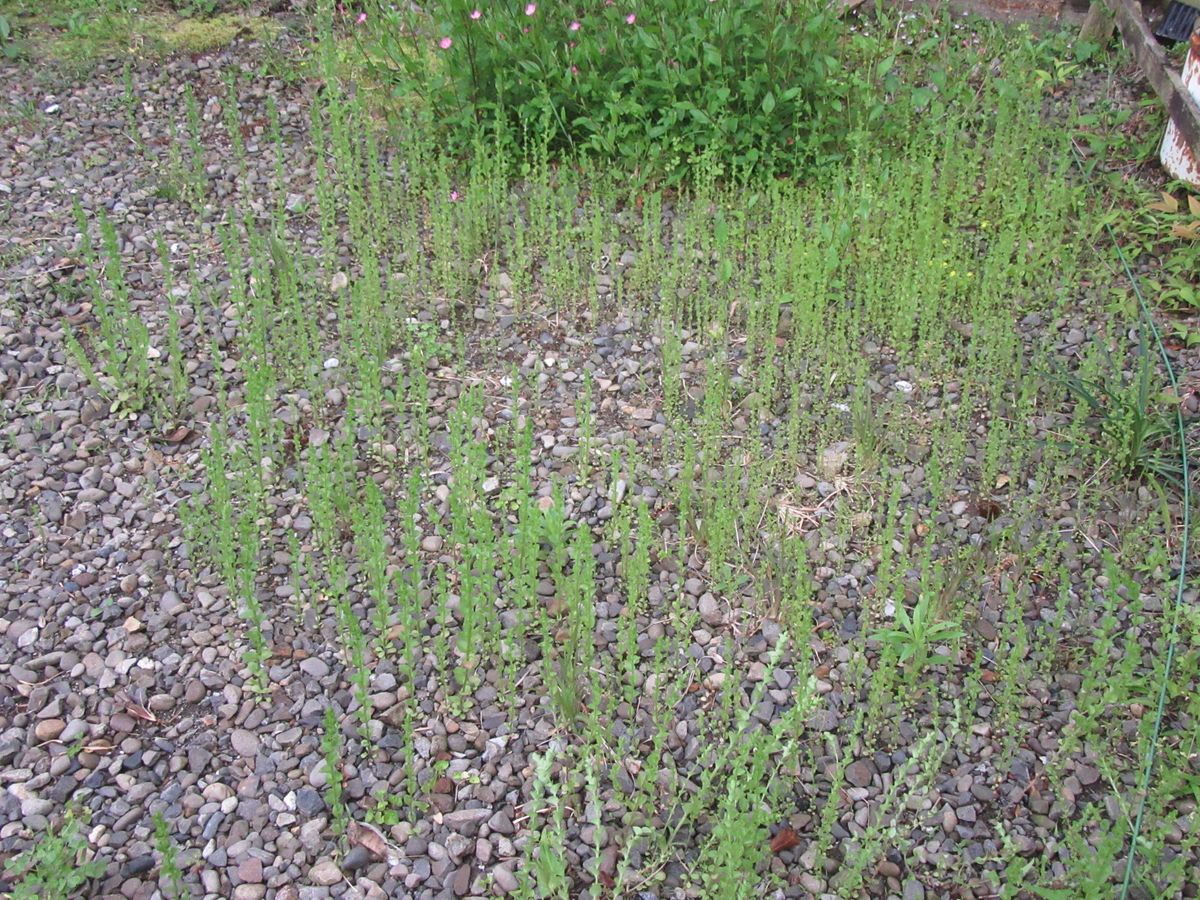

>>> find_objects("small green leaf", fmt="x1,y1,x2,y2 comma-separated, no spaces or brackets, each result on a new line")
761,91,776,114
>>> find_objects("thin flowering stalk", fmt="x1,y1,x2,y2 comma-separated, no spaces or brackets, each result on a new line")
342,4,431,107
465,5,487,122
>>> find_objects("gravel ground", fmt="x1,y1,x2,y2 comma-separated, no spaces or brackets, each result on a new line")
2,17,1199,900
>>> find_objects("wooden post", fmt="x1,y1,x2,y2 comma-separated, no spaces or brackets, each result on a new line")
1079,0,1117,45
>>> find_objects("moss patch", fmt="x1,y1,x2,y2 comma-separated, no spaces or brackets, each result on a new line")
143,13,280,56
8,3,282,74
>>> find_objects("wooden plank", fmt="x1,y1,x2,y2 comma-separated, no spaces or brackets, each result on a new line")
1112,0,1200,156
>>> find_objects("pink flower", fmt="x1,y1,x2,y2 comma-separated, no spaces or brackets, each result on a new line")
470,8,481,18
356,11,367,23
525,3,536,14
625,12,635,23
450,190,461,202
569,20,581,30
570,65,579,75
439,36,453,49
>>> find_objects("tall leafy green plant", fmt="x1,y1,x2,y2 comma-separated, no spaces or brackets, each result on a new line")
366,0,856,181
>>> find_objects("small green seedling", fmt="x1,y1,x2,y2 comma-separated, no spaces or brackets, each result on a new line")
876,592,964,681
4,808,105,900
152,812,185,898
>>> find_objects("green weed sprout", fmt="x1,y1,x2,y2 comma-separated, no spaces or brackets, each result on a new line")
876,593,964,681
152,812,185,898
1051,334,1183,488
4,809,105,900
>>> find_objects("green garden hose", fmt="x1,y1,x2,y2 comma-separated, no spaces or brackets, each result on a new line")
1070,145,1193,898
